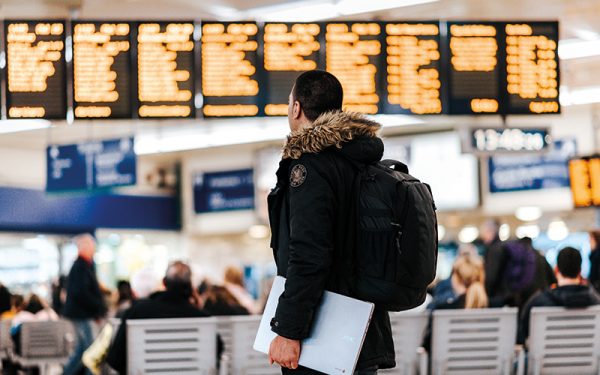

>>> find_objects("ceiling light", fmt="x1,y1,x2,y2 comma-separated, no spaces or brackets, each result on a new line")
515,206,543,222
560,86,600,106
248,225,270,239
244,1,338,22
516,224,540,239
547,220,569,242
437,224,446,242
499,224,511,241
559,38,600,60
337,0,438,16
0,119,51,134
458,225,479,244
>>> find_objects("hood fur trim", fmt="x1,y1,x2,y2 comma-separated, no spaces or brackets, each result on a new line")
282,111,381,160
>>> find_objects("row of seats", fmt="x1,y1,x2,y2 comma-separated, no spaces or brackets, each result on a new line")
2,306,600,375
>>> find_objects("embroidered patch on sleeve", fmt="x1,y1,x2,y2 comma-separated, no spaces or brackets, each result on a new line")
290,164,307,187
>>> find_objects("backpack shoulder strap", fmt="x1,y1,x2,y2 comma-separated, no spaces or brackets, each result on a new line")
380,159,409,174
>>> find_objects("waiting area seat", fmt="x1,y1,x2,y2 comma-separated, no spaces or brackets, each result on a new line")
11,320,71,375
526,305,600,375
380,311,429,375
127,317,218,375
430,308,519,375
217,315,280,375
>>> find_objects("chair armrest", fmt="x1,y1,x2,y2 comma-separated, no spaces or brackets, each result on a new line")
418,347,428,375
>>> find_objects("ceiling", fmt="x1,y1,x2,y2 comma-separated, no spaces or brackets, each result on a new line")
0,0,598,152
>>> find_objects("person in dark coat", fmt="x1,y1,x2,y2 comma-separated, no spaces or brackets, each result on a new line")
588,230,600,292
518,247,600,345
63,234,107,375
267,70,394,374
106,261,211,374
202,285,250,316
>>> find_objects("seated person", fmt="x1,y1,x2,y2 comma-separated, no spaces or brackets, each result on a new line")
106,261,210,374
518,247,600,345
203,285,249,316
422,254,488,352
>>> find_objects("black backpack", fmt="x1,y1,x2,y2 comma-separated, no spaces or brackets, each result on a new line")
353,160,438,311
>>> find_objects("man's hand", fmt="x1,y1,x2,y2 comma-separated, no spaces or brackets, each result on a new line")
268,335,301,369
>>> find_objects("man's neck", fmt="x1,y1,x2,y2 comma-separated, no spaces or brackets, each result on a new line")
558,278,581,286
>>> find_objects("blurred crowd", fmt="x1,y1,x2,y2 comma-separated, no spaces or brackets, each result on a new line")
2,225,600,374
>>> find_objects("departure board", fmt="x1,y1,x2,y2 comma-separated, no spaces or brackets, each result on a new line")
569,157,600,208
5,21,66,119
201,22,260,117
326,22,382,114
263,23,322,116
72,22,132,119
505,22,560,114
137,22,194,118
383,22,443,115
447,22,501,114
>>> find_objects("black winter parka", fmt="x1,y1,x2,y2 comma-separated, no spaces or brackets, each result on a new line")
267,111,395,371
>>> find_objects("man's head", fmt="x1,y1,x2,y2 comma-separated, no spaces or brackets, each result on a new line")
75,234,96,262
163,261,193,297
288,70,343,132
555,247,583,285
480,219,500,245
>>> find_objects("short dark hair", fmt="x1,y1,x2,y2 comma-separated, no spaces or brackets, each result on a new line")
164,261,193,295
557,247,582,278
293,70,343,121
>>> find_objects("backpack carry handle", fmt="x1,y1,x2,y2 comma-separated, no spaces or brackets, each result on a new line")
380,160,409,174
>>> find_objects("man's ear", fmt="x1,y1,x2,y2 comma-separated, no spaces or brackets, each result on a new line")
292,101,302,120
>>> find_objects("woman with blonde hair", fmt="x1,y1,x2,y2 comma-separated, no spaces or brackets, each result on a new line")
423,254,489,351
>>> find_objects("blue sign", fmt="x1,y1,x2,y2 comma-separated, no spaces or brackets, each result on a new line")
47,137,136,192
489,139,577,193
193,169,255,213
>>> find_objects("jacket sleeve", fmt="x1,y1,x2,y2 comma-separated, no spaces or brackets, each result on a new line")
271,157,336,340
106,313,128,374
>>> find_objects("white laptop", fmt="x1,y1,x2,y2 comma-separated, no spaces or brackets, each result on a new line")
254,276,374,374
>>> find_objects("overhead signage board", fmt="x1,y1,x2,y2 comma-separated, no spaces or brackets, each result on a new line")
5,20,67,119
193,169,255,213
136,22,195,118
569,155,600,208
72,21,133,119
489,138,576,193
46,137,136,192
467,127,551,155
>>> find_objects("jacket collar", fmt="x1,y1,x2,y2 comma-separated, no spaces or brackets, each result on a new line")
282,111,381,160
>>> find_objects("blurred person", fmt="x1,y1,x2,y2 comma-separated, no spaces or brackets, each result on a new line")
486,237,555,308
113,281,133,318
268,70,393,373
1,294,25,320
481,219,506,298
63,234,107,375
422,255,488,352
0,284,11,316
588,230,600,292
51,276,67,317
203,285,250,316
106,261,211,375
518,247,600,345
223,266,260,314
428,245,481,310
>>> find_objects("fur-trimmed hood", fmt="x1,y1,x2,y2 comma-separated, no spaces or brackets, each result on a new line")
282,111,382,160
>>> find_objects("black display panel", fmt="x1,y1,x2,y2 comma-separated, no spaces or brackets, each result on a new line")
325,22,382,114
446,22,502,114
383,22,444,115
72,22,132,119
136,22,195,118
504,22,560,114
5,20,67,119
263,23,322,116
201,22,260,117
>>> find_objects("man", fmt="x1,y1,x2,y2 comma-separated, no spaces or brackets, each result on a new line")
518,247,600,345
63,234,107,375
106,261,210,374
267,70,394,374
